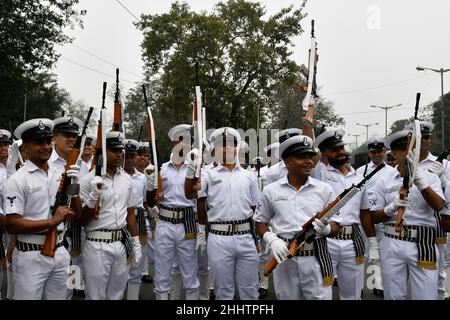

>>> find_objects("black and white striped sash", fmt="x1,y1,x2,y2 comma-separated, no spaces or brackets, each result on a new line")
66,218,82,257
159,205,197,240
351,224,366,265
120,226,133,265
416,225,437,270
434,211,447,244
136,208,148,245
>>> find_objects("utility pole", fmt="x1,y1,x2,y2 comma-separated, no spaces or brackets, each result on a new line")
370,103,402,138
356,122,379,141
417,65,450,151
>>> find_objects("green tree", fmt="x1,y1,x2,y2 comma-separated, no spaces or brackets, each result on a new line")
0,0,85,132
138,0,307,130
430,91,450,153
389,117,413,135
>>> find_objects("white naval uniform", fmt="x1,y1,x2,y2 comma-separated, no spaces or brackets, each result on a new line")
255,176,338,300
0,172,5,298
154,161,199,299
199,164,260,300
80,157,93,177
127,169,147,299
79,169,134,300
319,164,370,300
357,161,397,292
417,152,450,298
5,161,70,300
263,161,286,188
372,168,443,299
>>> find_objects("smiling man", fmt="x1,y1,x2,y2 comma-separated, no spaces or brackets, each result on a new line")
255,135,340,300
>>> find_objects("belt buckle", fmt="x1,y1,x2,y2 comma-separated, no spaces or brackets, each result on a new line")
406,228,413,239
228,224,237,233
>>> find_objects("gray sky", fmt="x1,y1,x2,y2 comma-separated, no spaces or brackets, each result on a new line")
55,0,450,146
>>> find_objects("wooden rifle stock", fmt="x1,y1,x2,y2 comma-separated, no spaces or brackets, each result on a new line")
112,68,122,132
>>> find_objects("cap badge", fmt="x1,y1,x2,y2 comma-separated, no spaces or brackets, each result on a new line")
302,137,309,146
334,131,342,139
285,132,291,139
68,117,74,126
223,128,229,136
38,121,45,130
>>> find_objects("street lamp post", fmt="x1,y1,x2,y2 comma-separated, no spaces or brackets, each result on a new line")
350,133,364,148
356,122,379,141
416,65,450,151
370,103,402,138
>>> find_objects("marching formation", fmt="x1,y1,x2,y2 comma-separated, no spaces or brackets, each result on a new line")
0,22,450,301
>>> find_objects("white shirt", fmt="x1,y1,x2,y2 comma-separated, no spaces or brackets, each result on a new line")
356,161,397,209
5,161,64,231
371,167,443,228
79,169,134,232
48,149,67,172
80,157,93,177
128,168,146,209
200,164,260,222
264,161,287,188
255,176,338,240
418,152,450,179
159,161,196,208
318,164,369,225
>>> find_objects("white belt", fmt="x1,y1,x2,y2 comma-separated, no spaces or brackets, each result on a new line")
209,222,251,233
159,208,184,220
87,230,121,241
340,225,353,236
384,224,418,239
17,233,64,245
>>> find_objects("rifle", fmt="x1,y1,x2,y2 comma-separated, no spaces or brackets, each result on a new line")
92,82,108,219
41,108,94,257
193,62,203,180
263,163,385,276
112,68,123,132
395,93,422,233
300,20,318,140
142,84,162,202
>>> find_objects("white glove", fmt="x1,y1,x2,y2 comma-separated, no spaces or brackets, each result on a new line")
185,148,199,179
312,218,331,236
6,140,21,177
407,151,428,191
86,176,104,208
144,164,155,191
148,205,159,218
263,231,289,264
429,161,449,188
384,197,410,216
367,236,380,263
196,224,207,253
131,236,142,267
66,164,81,184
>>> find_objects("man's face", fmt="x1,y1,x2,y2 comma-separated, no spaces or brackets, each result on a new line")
368,149,385,165
323,146,349,167
420,135,432,152
106,148,124,168
0,142,9,159
284,154,315,178
392,147,407,164
386,154,397,167
215,140,237,164
124,153,137,171
54,132,77,155
23,137,53,163
136,154,150,168
83,142,95,158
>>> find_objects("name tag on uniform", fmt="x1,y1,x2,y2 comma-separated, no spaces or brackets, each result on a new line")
327,177,338,183
273,196,288,201
161,177,168,181
211,179,222,186
385,185,401,194
28,186,42,193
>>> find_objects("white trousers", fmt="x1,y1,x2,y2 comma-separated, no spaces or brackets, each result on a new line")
70,228,86,290
327,238,364,300
82,240,128,300
258,238,271,290
154,220,199,295
208,233,259,300
12,246,70,300
273,255,332,300
380,236,438,300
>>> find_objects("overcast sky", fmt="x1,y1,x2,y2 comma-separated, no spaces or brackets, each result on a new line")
55,0,450,146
